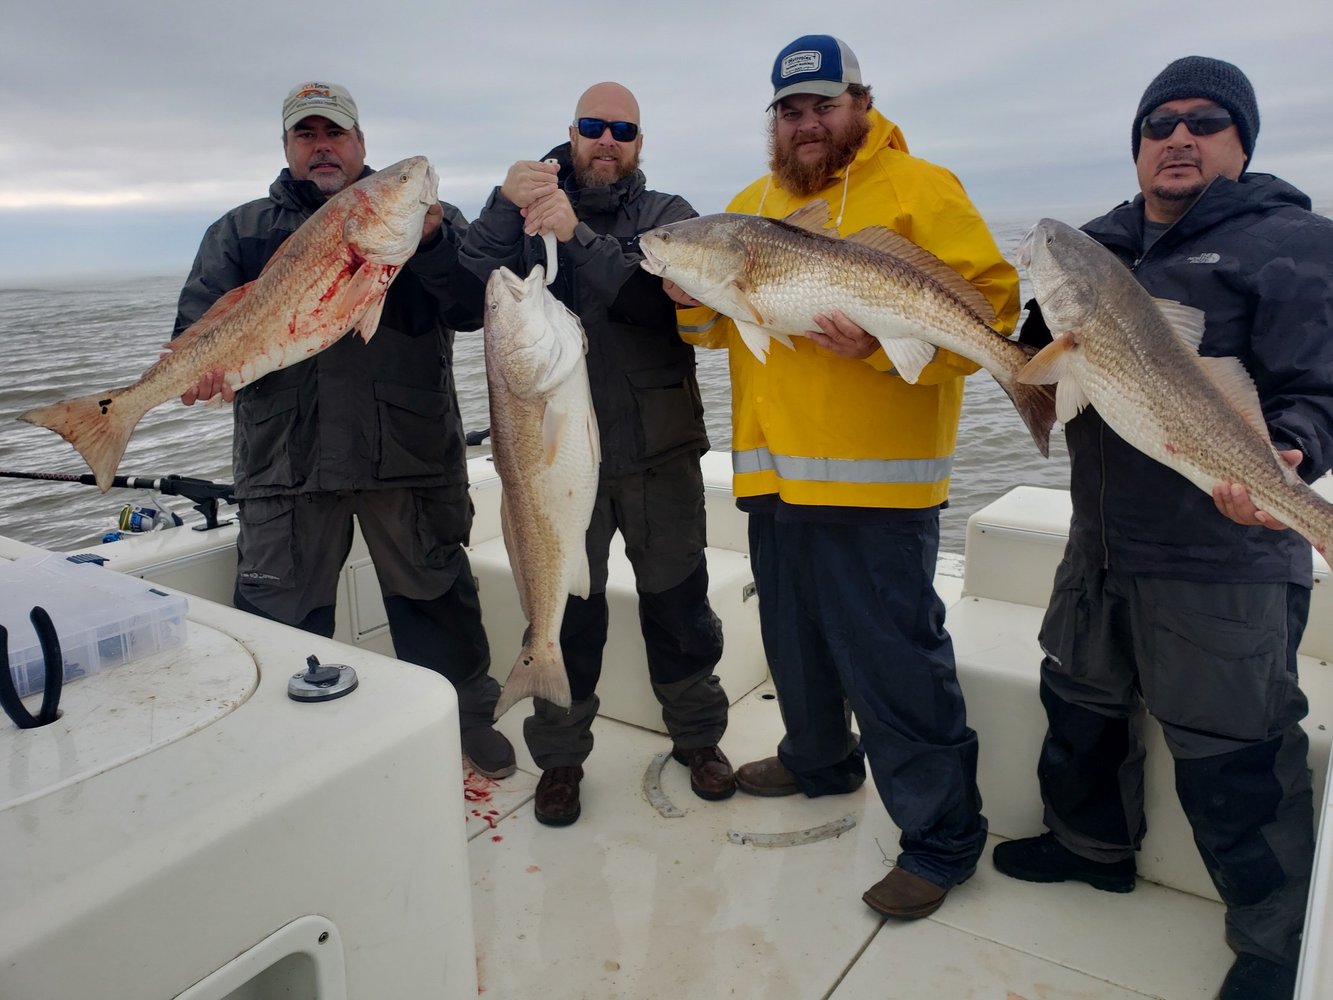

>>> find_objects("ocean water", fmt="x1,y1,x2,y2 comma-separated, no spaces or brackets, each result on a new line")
0,220,1066,553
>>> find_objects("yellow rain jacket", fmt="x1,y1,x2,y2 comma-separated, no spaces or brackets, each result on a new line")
677,108,1020,509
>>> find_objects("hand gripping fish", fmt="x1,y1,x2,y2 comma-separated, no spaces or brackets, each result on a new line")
638,202,1057,457
1017,217,1333,555
484,264,600,718
18,157,439,491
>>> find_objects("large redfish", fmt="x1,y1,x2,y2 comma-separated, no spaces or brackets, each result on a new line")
638,202,1056,456
1018,217,1333,555
484,264,600,719
19,157,438,491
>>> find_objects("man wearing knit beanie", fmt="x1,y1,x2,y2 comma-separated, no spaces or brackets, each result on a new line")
996,55,1333,1000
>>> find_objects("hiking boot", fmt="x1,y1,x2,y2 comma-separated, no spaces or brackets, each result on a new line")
735,755,799,797
671,745,737,801
534,766,583,827
1218,954,1297,1000
992,832,1135,893
462,725,517,779
862,867,951,920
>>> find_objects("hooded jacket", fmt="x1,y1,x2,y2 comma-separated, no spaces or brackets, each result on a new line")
1019,173,1333,584
174,167,483,500
676,108,1020,511
460,144,709,478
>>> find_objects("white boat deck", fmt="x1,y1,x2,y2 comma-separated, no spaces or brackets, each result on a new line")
3,461,1331,998
466,681,1234,999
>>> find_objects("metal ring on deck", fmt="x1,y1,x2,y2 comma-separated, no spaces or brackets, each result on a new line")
727,814,857,848
642,751,685,819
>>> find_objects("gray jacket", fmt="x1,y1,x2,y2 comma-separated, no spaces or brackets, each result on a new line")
174,168,484,500
460,144,709,477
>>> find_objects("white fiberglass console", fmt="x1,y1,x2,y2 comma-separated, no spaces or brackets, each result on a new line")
0,563,476,999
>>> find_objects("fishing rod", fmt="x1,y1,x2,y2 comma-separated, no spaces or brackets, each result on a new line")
0,470,236,532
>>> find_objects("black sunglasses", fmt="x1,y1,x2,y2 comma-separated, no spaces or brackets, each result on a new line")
575,117,639,142
1140,107,1233,141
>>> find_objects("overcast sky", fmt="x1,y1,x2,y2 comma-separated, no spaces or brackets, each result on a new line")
4,0,1331,283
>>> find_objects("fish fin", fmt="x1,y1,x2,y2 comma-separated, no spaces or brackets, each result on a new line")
347,264,398,343
880,337,937,384
171,284,253,349
1055,377,1090,424
570,550,592,600
17,387,142,492
734,319,774,363
992,364,1058,459
541,402,568,465
584,388,602,467
1017,334,1076,385
352,290,386,344
1195,355,1270,441
845,227,996,326
1153,298,1208,353
493,643,572,719
781,200,837,233
256,233,294,277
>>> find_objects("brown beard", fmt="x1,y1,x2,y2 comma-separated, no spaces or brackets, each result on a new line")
573,147,640,189
768,111,871,197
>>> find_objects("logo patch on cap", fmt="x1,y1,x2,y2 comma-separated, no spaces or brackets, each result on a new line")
293,84,336,107
780,50,822,78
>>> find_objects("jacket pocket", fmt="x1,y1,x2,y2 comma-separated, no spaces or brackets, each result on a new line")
235,386,299,489
373,382,460,480
626,361,705,463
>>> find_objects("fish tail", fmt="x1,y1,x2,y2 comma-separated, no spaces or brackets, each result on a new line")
492,640,572,720
17,387,141,492
998,375,1058,459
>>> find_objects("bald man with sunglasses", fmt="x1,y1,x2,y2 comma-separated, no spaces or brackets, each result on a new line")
995,56,1333,1000
461,82,732,827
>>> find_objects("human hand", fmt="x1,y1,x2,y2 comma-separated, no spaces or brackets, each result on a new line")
420,202,443,245
1212,449,1302,530
663,279,701,307
165,351,234,407
806,310,878,359
499,160,560,210
522,189,577,242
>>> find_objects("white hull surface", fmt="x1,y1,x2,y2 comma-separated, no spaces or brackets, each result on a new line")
2,456,1330,998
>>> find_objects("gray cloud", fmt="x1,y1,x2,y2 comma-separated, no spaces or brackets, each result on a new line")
3,0,1330,281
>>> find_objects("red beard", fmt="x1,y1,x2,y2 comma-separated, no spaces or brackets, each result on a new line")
768,112,871,197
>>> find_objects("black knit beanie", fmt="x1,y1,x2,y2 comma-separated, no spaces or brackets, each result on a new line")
1131,56,1259,163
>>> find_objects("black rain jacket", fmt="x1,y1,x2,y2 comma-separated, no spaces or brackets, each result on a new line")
174,167,484,500
460,144,709,478
1018,173,1333,585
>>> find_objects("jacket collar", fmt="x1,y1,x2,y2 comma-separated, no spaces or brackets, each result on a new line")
543,141,645,218
1086,172,1311,258
270,165,375,214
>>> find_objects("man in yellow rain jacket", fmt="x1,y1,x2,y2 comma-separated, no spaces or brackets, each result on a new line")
670,35,1019,919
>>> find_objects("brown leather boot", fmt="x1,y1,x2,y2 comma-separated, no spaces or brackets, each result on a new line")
862,867,950,919
534,766,583,827
671,746,737,800
735,755,799,797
